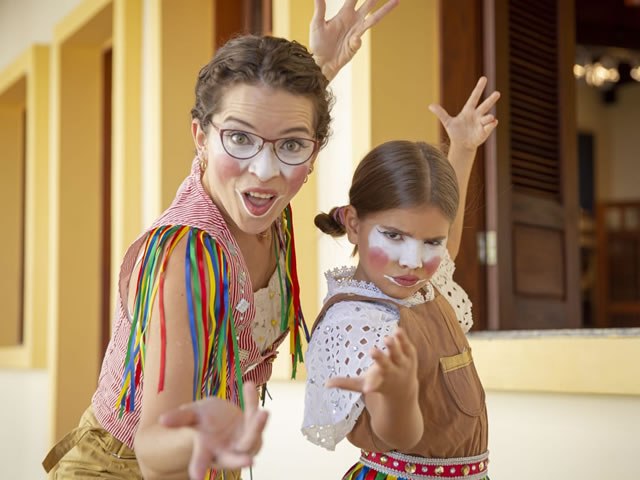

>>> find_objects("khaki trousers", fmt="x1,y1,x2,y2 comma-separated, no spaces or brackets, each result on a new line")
43,405,240,479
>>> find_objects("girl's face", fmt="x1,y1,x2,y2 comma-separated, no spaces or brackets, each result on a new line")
346,204,451,299
193,83,317,236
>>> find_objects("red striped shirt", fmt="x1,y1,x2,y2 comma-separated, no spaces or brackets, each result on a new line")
92,158,287,448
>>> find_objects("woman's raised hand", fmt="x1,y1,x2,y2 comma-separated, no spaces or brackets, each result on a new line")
429,76,501,152
159,382,268,480
310,0,399,82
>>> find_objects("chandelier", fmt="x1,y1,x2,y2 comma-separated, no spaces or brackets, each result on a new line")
574,46,640,88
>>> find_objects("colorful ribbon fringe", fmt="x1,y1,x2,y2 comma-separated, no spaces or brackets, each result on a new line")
116,205,308,411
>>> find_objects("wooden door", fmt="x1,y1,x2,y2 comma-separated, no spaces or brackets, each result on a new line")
596,202,640,327
100,47,112,360
440,0,488,331
484,0,581,329
214,0,272,48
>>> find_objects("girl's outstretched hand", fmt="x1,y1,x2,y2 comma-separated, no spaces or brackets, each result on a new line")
310,0,399,82
429,76,500,151
159,382,268,480
326,327,418,396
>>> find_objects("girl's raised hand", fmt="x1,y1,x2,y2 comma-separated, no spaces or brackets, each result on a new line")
326,327,418,396
159,382,268,480
310,0,399,82
428,76,500,151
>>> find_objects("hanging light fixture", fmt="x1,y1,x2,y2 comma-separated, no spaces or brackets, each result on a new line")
574,46,640,88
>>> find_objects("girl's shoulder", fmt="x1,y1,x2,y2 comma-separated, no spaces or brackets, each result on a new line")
430,250,474,333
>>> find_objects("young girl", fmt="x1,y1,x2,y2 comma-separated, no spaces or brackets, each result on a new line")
302,78,499,479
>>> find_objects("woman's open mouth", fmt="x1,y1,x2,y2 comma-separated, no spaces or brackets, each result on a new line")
240,189,278,217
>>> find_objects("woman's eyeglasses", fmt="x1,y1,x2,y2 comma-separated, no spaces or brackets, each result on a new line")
211,124,318,166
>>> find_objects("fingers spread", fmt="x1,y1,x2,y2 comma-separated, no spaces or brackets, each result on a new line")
428,104,451,125
234,409,269,456
394,328,416,360
159,405,197,428
341,0,359,14
356,0,379,17
384,334,402,364
242,381,259,414
370,345,392,370
477,91,501,115
188,437,213,480
464,76,488,110
326,375,364,392
214,450,253,471
311,0,327,27
361,0,400,30
484,119,499,133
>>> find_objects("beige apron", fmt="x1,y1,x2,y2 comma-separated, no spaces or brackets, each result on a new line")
313,292,488,459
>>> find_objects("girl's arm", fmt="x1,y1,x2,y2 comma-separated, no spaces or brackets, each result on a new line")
309,0,399,82
326,328,423,450
132,233,266,480
429,76,500,260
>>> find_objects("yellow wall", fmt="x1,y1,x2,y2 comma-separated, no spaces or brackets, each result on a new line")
48,0,113,440
158,0,213,210
111,0,143,300
272,0,317,379
0,45,50,367
370,1,440,146
472,333,640,395
0,77,25,348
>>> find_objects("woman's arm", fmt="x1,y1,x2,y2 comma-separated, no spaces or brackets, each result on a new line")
132,233,204,478
132,233,266,480
429,76,500,260
327,328,422,450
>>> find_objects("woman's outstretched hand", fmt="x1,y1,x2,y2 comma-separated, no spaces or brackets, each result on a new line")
429,76,500,151
310,0,399,82
159,382,268,480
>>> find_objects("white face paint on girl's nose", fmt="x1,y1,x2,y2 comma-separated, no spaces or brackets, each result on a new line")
368,226,446,269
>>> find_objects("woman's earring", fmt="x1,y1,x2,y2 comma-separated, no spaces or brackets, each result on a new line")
197,148,208,170
304,165,314,183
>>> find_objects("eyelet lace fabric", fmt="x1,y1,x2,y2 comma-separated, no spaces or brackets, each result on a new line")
251,255,285,353
429,250,474,333
301,251,473,450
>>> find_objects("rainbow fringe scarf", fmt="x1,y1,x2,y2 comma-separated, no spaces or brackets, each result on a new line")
117,204,308,417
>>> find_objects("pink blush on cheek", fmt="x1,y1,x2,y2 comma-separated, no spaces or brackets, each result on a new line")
216,154,245,179
368,247,390,270
283,164,308,192
423,257,441,277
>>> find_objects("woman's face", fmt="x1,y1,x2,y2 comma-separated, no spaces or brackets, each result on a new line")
194,83,317,236
346,204,451,299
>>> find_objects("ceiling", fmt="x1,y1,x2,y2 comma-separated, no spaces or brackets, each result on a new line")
576,0,640,50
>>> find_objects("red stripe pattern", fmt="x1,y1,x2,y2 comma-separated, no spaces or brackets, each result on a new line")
92,158,292,447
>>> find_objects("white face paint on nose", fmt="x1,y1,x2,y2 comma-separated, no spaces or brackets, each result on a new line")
369,226,447,270
398,238,423,269
248,146,280,181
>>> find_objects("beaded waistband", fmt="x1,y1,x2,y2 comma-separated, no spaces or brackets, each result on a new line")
360,450,489,480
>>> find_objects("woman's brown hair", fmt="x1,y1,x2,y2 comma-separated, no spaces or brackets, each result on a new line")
191,35,333,149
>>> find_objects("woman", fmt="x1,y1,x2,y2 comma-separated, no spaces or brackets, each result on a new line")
43,1,399,479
